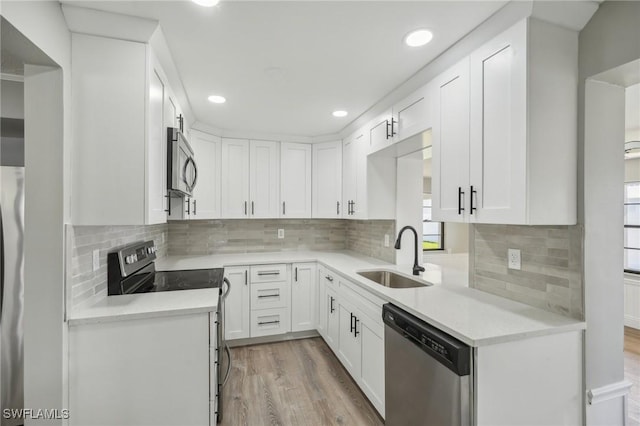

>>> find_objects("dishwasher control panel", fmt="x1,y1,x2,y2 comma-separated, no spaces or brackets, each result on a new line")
383,303,471,376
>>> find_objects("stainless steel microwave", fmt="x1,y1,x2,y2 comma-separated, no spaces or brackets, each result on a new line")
167,127,197,197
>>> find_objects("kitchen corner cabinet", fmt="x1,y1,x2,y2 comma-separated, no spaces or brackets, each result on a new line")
432,18,577,225
280,142,312,218
169,130,221,220
290,263,317,332
312,141,342,218
71,33,177,225
224,266,250,340
220,139,280,218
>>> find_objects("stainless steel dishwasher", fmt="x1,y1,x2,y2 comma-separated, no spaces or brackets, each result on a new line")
383,303,473,425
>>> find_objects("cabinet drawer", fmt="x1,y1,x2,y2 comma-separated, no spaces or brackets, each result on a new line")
250,264,288,283
250,308,291,338
250,282,290,310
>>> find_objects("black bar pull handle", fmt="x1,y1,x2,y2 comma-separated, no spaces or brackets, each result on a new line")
244,201,248,216
350,313,355,333
458,187,465,215
470,185,477,215
385,119,392,139
186,198,191,215
244,270,248,286
258,320,280,326
282,202,286,215
294,267,298,282
193,199,197,216
251,201,255,216
354,317,360,337
330,296,335,313
337,201,340,215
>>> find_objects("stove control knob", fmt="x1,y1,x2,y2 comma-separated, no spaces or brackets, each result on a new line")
132,254,138,262
125,255,133,265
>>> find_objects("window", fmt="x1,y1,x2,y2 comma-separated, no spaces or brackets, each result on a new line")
423,196,444,250
625,181,640,273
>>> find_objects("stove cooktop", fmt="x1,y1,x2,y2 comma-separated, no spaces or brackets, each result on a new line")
137,268,225,293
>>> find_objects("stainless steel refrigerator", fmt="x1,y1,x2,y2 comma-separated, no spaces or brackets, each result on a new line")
0,166,24,426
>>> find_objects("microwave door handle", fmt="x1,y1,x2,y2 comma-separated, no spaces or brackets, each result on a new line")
189,157,198,191
181,157,190,190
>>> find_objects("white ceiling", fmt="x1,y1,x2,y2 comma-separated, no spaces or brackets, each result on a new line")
61,1,507,137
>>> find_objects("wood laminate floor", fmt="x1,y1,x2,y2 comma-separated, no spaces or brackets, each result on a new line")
220,337,384,426
626,327,640,426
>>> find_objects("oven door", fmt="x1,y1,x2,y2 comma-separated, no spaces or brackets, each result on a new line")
168,128,197,196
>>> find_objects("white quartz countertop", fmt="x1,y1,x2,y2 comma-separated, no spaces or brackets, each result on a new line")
155,250,585,346
67,288,219,326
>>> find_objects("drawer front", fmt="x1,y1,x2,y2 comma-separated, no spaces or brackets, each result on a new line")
250,308,291,338
250,281,290,310
250,264,288,283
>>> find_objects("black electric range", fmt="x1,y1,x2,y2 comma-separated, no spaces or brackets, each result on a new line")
107,240,224,295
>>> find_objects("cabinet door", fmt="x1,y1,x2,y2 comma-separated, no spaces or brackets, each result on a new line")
316,267,328,336
360,315,385,416
291,263,317,332
147,68,168,224
190,130,221,220
432,57,471,223
224,266,250,340
342,136,357,218
280,142,312,218
326,286,340,351
393,83,433,143
221,139,250,218
337,299,361,378
369,110,393,152
469,20,527,224
312,141,342,218
249,140,280,218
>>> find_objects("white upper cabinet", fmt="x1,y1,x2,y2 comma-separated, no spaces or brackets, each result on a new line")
221,139,279,218
221,139,250,218
433,18,577,225
312,141,343,218
342,134,357,218
432,57,471,223
369,109,394,152
71,33,175,225
249,140,280,218
280,142,312,218
189,130,221,220
392,82,434,143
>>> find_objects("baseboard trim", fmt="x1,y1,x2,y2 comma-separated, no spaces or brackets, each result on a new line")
625,315,640,329
228,330,320,348
587,380,633,405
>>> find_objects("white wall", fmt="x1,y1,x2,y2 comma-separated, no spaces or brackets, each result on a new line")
579,1,640,423
1,79,24,119
1,2,71,423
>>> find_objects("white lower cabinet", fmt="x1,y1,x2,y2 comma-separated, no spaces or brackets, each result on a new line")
69,313,210,426
291,263,317,332
358,312,385,416
250,308,291,337
224,266,250,340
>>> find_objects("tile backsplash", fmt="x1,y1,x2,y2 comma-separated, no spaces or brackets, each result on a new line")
471,224,583,320
67,224,168,310
346,220,396,264
168,219,347,255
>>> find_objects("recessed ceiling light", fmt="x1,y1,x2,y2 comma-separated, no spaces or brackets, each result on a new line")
404,29,433,47
208,95,226,104
332,110,348,118
192,0,219,7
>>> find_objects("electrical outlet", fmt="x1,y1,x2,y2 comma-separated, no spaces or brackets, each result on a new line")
92,249,100,272
384,234,390,247
508,248,521,270
278,229,285,239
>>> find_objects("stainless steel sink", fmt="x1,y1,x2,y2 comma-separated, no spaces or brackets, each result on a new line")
357,270,431,289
